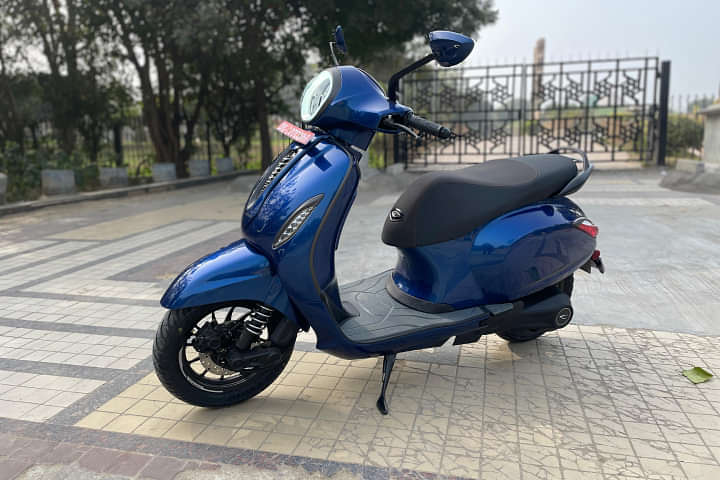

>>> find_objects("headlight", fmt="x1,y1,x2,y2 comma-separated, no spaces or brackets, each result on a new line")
300,70,338,123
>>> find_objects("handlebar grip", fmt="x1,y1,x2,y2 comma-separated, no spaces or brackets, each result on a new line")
404,113,452,139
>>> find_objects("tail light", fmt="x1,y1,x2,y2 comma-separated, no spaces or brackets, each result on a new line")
574,218,598,238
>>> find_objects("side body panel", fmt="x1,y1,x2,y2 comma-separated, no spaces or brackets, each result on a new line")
243,139,482,358
391,198,595,309
242,139,364,356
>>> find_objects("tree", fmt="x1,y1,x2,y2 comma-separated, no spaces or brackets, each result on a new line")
300,0,498,79
0,6,34,153
76,78,132,163
6,0,129,162
206,54,257,159
667,115,704,157
94,0,231,177
0,73,47,153
5,0,498,179
9,0,91,155
225,1,305,169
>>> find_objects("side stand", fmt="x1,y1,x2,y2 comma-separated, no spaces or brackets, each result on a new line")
376,353,396,415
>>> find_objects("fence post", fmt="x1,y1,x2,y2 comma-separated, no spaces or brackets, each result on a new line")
113,124,124,167
206,121,212,162
657,60,671,166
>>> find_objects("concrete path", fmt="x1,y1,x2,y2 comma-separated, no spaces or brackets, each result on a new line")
0,168,719,479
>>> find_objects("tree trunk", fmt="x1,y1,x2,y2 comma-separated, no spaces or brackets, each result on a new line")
142,99,174,168
89,133,100,163
175,151,188,178
177,148,190,177
15,127,25,156
255,79,273,169
57,126,76,156
30,125,39,150
113,123,123,167
176,119,196,179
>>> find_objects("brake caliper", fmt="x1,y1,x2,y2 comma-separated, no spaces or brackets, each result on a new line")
192,322,229,354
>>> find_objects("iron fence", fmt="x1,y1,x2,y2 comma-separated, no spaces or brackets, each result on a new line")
398,56,670,167
669,94,717,115
0,113,288,202
1,114,291,179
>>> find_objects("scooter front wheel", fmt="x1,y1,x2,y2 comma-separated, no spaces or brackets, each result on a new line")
152,304,296,407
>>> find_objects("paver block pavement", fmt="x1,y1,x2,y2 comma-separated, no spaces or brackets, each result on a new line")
0,459,31,480
0,171,719,478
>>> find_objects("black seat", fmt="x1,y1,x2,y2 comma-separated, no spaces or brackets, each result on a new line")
381,154,577,248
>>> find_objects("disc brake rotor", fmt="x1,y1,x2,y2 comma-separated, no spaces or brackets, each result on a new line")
198,352,236,376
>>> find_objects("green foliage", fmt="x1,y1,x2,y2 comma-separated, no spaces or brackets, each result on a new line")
367,133,392,168
0,74,46,150
205,1,304,163
0,146,41,202
1,0,499,200
6,0,131,158
0,146,108,201
89,0,222,174
74,164,100,191
667,115,704,157
206,55,257,158
301,0,497,70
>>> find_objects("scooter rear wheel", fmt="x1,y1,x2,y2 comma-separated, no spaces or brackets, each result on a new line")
153,304,296,407
496,275,574,343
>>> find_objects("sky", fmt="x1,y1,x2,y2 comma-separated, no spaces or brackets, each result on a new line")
467,0,720,97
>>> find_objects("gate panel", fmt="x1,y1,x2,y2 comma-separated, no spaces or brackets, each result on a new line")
399,57,663,167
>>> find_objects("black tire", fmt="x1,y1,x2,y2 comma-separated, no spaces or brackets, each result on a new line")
153,305,295,407
496,275,574,343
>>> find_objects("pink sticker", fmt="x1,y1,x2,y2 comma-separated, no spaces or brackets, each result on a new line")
276,121,315,145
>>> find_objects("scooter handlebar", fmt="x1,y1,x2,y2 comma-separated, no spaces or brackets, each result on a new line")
403,113,452,139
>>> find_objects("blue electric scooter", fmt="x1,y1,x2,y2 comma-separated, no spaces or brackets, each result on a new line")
153,28,604,414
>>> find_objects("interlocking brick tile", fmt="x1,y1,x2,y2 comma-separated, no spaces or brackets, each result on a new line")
140,456,186,480
163,421,206,442
0,459,31,480
77,447,124,472
75,411,118,429
54,321,720,477
260,432,302,454
194,425,235,446
0,436,25,456
639,457,685,477
103,414,147,433
0,399,35,419
227,428,269,450
24,404,63,422
37,442,89,464
105,452,151,476
133,417,176,437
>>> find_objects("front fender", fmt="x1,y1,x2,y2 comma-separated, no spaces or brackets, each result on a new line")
160,239,299,327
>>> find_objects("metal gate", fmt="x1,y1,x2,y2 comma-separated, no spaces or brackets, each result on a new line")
397,57,670,167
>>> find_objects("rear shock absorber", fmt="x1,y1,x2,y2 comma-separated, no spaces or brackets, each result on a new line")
235,305,273,350
244,305,273,335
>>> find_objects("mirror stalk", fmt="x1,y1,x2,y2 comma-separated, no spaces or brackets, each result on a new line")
329,42,340,66
388,53,435,103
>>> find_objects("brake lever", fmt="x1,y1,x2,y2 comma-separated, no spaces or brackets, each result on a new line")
379,118,419,138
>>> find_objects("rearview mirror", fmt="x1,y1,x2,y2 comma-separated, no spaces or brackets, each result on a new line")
428,31,474,67
335,25,347,54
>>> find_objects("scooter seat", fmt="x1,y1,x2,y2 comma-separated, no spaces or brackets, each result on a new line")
381,154,577,248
